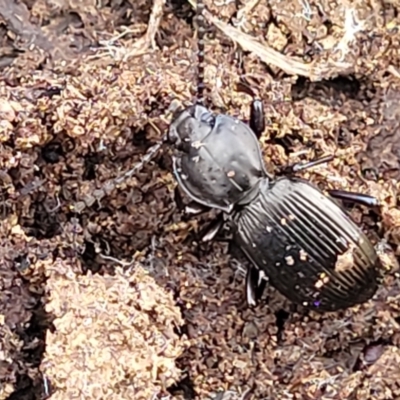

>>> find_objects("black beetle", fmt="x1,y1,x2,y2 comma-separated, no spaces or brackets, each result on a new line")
159,0,382,312
166,99,381,312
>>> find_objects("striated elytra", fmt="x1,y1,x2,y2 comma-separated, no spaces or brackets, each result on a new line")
232,177,379,312
166,101,381,312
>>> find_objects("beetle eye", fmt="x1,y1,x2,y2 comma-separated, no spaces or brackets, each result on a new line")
167,127,187,152
191,105,216,128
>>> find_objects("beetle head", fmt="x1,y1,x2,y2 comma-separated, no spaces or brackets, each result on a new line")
167,104,214,151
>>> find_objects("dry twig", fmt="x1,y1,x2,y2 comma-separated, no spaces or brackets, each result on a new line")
128,0,166,57
88,0,166,61
186,0,354,81
236,0,261,22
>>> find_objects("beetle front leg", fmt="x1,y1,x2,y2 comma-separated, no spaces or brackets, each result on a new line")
185,202,210,216
246,266,267,307
328,190,379,208
199,213,224,242
174,187,211,216
249,99,265,140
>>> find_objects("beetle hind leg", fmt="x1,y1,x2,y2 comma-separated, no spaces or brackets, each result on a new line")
328,190,379,208
277,156,380,209
246,266,267,307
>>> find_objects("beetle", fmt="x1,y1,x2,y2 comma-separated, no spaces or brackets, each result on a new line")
166,99,381,312
153,0,382,312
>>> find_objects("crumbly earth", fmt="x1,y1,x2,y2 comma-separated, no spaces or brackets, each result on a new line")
41,263,186,400
0,0,400,399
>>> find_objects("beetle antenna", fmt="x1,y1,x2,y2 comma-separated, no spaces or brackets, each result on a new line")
195,0,206,105
72,2,210,214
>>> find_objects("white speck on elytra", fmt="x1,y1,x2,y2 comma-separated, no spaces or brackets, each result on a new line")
299,249,308,261
285,256,295,266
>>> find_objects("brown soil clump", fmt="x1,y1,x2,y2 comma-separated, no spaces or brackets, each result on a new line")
0,0,400,399
41,262,185,400
0,241,37,400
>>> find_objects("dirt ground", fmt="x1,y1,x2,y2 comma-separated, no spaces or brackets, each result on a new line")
1,0,400,399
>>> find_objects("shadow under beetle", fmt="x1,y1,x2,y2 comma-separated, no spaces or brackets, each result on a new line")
163,0,381,313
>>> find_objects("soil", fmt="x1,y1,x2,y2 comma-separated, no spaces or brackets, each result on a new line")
1,0,400,399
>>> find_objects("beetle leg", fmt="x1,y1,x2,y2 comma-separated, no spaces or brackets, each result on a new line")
249,99,265,139
246,266,267,307
174,187,186,211
185,202,210,216
174,187,210,215
200,213,224,242
281,154,335,174
328,190,380,208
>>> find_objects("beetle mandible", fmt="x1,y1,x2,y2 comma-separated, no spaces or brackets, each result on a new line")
165,0,381,312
